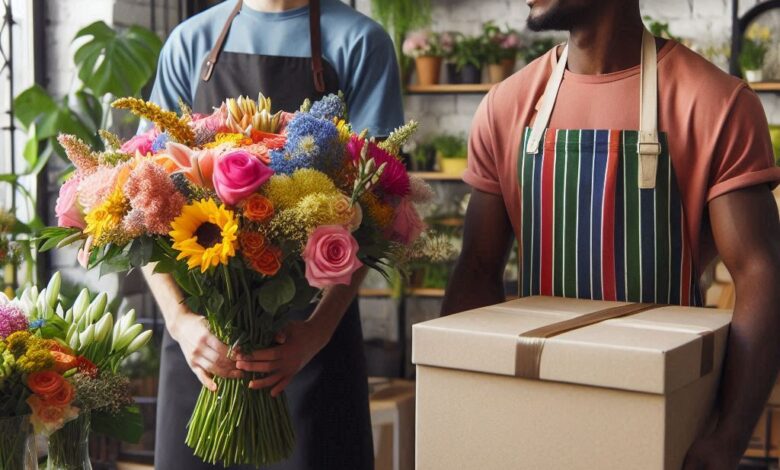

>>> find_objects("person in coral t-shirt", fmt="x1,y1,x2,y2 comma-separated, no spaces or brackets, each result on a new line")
442,0,780,468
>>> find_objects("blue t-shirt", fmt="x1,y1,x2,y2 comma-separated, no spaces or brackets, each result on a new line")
147,0,404,137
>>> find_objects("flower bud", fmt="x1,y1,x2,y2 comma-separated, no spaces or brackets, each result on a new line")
72,289,90,320
114,324,142,351
125,330,153,355
45,272,61,308
79,324,95,349
95,314,114,344
89,293,108,323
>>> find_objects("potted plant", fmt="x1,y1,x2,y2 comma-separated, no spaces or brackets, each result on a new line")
521,37,556,66
740,24,771,83
403,31,452,86
433,134,468,175
411,141,437,172
371,0,433,85
452,35,487,84
483,22,522,83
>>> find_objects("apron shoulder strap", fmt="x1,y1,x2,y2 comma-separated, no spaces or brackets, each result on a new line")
201,0,243,82
525,31,661,189
309,0,326,93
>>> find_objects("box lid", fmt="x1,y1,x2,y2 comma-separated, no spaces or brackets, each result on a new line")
412,296,732,395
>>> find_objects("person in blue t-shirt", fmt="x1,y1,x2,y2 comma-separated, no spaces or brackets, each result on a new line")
141,1,404,469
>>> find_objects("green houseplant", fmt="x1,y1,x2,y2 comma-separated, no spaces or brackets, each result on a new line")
370,0,432,85
483,22,522,83
452,35,487,84
740,24,772,82
432,134,467,175
402,31,453,86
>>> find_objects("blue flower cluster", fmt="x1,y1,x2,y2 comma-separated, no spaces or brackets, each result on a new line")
269,113,343,175
309,94,347,122
29,318,46,329
152,132,170,152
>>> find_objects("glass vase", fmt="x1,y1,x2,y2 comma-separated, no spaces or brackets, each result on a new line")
47,413,90,470
0,415,38,470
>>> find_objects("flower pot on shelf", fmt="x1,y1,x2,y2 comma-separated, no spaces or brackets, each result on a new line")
415,56,443,86
501,58,516,77
445,63,461,84
744,69,763,83
458,64,483,84
487,64,505,84
437,152,468,175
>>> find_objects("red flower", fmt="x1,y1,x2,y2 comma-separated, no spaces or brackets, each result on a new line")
75,356,98,378
347,136,410,198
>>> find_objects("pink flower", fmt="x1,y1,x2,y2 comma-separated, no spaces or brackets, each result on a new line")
120,129,157,156
123,160,186,235
156,142,220,188
501,33,521,50
191,106,228,145
302,225,363,289
77,166,122,212
55,176,85,229
77,236,93,269
347,136,410,198
0,305,28,339
212,150,273,206
277,112,296,133
391,198,426,245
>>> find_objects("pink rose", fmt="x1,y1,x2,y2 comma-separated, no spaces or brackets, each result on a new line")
391,198,426,245
302,225,363,289
120,129,157,156
55,176,85,229
212,150,274,206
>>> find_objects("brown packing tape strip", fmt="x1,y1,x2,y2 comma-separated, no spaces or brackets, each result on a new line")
515,303,716,381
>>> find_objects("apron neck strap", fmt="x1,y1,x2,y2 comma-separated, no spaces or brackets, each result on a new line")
309,0,326,93
201,0,327,94
526,30,661,188
201,0,243,82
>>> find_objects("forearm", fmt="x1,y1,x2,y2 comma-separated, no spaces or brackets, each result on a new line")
712,265,780,456
306,266,368,338
141,264,190,339
441,258,505,316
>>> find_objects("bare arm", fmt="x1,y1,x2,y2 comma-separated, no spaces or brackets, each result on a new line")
441,189,514,316
141,265,240,391
685,186,780,468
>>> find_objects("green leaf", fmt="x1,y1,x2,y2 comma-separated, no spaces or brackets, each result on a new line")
173,270,199,297
152,258,178,274
258,275,296,314
128,237,154,268
13,84,57,129
22,123,39,168
99,254,131,276
0,174,18,183
73,21,162,97
91,405,144,443
74,90,104,131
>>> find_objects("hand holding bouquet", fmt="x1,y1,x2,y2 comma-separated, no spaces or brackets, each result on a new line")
43,92,437,467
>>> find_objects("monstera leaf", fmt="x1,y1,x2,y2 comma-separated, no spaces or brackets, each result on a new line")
73,21,162,98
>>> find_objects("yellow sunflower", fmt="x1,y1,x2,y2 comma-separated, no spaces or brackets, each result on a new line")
84,185,131,247
169,199,238,272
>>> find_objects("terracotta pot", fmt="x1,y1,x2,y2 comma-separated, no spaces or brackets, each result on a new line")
488,64,506,84
501,58,516,77
415,56,443,86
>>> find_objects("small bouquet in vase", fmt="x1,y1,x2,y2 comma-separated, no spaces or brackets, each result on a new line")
42,92,438,467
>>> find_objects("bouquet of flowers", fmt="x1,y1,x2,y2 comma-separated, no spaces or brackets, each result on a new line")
42,92,435,466
0,272,150,469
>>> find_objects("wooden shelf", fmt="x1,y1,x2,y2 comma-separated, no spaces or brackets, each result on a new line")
406,83,493,95
429,217,464,227
359,288,446,298
409,171,464,181
749,81,780,92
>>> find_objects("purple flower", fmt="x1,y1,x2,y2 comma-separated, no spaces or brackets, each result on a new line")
0,305,29,339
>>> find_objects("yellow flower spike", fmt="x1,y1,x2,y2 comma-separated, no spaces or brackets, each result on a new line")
169,199,238,272
112,97,195,145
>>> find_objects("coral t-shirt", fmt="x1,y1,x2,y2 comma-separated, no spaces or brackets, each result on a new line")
464,40,780,275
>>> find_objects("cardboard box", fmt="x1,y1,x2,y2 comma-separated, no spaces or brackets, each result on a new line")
413,296,731,470
370,379,415,470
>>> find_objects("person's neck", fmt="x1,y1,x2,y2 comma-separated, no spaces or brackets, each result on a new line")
242,0,309,13
565,4,647,75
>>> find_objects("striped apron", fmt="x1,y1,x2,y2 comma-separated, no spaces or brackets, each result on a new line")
518,30,703,306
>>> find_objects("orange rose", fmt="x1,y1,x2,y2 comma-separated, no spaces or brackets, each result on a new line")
51,351,78,373
239,231,268,257
250,246,282,276
242,194,274,223
28,371,65,398
250,130,286,150
44,380,75,407
42,340,73,355
27,395,79,435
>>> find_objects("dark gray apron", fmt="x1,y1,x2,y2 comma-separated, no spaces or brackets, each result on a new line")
155,2,373,468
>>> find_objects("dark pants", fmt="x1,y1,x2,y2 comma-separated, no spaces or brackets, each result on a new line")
155,302,374,470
